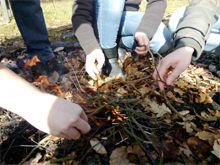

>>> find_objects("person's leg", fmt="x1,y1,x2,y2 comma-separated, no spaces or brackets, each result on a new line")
10,0,54,62
95,0,125,78
204,20,220,52
119,11,172,54
96,0,125,58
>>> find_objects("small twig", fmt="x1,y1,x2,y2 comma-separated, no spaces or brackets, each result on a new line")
72,68,85,92
148,49,183,119
18,135,52,165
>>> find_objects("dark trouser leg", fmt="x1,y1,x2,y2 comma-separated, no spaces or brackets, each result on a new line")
10,0,54,62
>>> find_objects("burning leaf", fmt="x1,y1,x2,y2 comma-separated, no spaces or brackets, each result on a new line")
211,139,220,159
90,138,107,155
50,85,63,96
33,75,50,89
72,93,87,104
112,106,128,122
24,56,40,68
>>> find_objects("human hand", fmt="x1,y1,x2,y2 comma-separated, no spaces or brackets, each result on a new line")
86,49,105,80
134,32,149,55
0,65,90,140
153,47,194,90
26,93,91,140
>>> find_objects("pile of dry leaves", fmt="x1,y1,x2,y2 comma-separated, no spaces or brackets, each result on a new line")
1,48,220,164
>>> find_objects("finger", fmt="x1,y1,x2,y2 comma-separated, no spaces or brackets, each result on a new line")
135,46,147,52
86,63,97,80
97,56,105,72
166,65,183,85
137,36,144,46
64,127,81,140
156,60,171,90
135,49,147,56
73,118,91,134
157,59,171,82
158,81,165,90
80,110,88,122
92,64,100,76
86,69,97,80
143,36,149,48
153,66,159,80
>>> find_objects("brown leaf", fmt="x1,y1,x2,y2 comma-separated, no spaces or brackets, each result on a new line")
166,91,184,103
117,87,128,95
138,86,151,95
148,101,171,117
211,139,220,159
187,137,211,159
72,93,87,104
90,138,107,155
196,93,213,104
215,111,220,118
110,146,131,165
127,145,145,157
196,131,216,144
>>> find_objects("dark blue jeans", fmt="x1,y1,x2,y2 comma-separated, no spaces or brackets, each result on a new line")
10,0,54,62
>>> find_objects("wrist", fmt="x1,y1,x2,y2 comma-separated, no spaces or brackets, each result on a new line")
135,32,147,37
21,92,56,117
89,49,102,56
22,92,58,133
183,46,194,53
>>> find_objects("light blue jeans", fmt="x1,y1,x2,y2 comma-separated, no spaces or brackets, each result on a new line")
95,0,172,53
168,6,220,52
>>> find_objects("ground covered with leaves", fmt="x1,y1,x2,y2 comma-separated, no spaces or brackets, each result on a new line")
0,29,220,164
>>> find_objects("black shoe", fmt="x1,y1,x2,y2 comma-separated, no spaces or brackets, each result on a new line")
0,48,5,58
42,57,68,76
102,58,124,79
17,56,68,76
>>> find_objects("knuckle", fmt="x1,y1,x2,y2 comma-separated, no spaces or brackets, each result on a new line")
74,134,81,140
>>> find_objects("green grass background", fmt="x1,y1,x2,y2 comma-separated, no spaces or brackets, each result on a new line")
0,0,190,41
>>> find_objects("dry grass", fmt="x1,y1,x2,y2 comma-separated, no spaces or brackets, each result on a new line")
0,0,190,41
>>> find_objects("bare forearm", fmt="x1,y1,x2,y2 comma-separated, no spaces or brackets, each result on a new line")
0,64,42,117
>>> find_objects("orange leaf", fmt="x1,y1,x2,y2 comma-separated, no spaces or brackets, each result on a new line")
33,75,50,87
25,56,40,68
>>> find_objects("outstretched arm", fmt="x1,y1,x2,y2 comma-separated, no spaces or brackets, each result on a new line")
0,64,90,139
153,0,220,90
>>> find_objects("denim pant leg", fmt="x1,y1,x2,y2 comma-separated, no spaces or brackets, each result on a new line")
95,0,125,49
169,6,220,52
10,0,54,62
119,11,172,53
